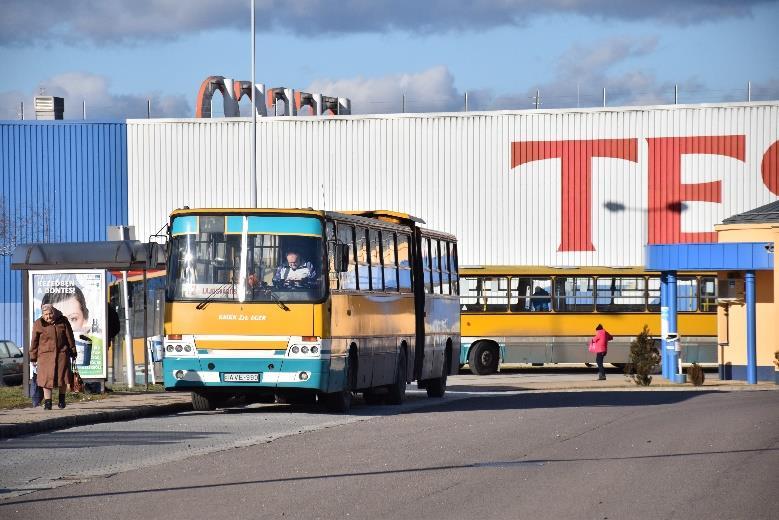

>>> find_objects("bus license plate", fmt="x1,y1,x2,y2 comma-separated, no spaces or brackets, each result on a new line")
223,373,260,382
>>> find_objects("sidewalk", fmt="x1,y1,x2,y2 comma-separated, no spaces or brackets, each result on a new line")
1,375,775,439
0,392,192,439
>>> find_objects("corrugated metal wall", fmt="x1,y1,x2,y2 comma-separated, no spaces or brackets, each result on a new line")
0,121,128,345
127,102,779,268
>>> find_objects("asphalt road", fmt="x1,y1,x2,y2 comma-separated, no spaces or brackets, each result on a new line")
1,387,778,519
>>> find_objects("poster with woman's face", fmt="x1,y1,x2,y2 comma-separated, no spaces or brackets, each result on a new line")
29,270,107,379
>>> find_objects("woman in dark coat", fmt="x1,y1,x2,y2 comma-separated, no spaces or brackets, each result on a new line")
30,303,76,410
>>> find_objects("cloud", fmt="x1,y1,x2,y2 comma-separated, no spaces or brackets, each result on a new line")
0,0,773,45
310,37,778,115
307,65,462,114
0,72,190,120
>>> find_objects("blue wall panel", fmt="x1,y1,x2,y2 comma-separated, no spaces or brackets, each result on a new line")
0,121,128,345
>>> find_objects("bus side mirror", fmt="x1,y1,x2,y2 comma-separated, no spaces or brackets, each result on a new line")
334,243,350,273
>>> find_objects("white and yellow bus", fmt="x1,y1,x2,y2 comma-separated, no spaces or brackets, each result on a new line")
161,208,460,411
459,266,717,374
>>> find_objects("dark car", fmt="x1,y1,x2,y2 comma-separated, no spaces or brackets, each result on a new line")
0,339,24,386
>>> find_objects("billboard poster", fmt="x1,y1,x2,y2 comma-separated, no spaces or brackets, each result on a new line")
29,270,107,379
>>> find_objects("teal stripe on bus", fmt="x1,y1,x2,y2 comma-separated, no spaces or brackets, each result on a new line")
247,216,322,236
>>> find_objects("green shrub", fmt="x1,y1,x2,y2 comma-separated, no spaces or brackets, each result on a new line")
688,363,705,386
625,325,661,386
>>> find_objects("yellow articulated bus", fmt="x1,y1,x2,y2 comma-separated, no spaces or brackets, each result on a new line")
161,208,460,412
459,266,717,374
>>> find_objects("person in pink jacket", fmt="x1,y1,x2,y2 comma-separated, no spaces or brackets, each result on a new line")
592,324,613,380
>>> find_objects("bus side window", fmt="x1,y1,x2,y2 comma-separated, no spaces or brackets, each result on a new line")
382,231,399,292
369,228,383,291
678,277,698,312
511,277,552,312
326,222,338,290
647,276,661,311
431,240,442,295
554,276,594,312
450,243,459,295
337,224,357,291
441,242,451,295
356,227,370,291
397,234,413,292
460,277,482,311
421,237,432,294
483,277,509,312
700,276,717,312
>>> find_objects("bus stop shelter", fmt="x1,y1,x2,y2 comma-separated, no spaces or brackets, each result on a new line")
10,240,166,393
646,242,774,384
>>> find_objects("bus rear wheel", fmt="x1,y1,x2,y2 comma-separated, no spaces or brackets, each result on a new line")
386,349,407,405
469,341,499,375
191,391,217,411
426,354,448,398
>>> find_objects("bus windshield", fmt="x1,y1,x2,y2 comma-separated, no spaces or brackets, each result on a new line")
166,214,325,303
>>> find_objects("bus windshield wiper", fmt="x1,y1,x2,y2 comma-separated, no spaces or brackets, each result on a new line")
258,285,290,312
195,282,233,310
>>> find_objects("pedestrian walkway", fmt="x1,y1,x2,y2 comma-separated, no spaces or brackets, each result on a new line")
1,373,774,439
0,392,191,439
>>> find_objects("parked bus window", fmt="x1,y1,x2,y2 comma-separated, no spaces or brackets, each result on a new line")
356,227,370,291
382,232,399,292
554,276,594,312
648,277,661,311
441,242,451,295
337,224,357,291
326,222,338,290
510,277,552,312
483,277,509,312
677,277,698,311
461,277,482,311
369,229,383,290
700,276,717,312
595,277,647,312
431,240,442,294
421,237,432,294
449,243,459,295
397,234,413,292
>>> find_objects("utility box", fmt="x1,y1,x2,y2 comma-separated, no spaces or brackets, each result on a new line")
718,277,745,300
107,225,136,241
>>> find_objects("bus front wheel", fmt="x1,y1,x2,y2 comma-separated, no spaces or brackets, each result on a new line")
191,391,217,411
469,342,499,375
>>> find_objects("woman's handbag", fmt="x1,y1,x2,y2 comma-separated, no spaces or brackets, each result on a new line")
71,360,84,393
587,338,597,353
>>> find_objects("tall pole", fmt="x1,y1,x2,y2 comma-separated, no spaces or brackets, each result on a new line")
747,81,752,102
122,271,135,388
464,91,468,112
674,84,678,105
250,0,257,208
147,99,151,119
20,101,24,120
402,93,406,113
602,87,606,107
82,100,86,119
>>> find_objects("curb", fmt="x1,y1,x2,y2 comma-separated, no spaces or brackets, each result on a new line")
0,401,193,439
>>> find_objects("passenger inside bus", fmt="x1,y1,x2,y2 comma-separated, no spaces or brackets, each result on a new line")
530,286,551,311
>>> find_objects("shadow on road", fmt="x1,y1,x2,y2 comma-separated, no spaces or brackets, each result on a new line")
0,430,226,450
2,443,776,507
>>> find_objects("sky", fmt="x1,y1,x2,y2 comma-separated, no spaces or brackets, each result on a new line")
1,0,778,119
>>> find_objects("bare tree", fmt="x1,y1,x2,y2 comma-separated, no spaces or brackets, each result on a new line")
0,196,54,256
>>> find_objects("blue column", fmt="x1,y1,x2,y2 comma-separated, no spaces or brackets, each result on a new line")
668,271,679,380
745,271,757,384
660,273,668,379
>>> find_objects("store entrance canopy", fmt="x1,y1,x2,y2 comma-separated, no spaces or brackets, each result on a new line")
10,240,165,271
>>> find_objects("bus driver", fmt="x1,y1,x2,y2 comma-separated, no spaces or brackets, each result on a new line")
272,251,317,288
